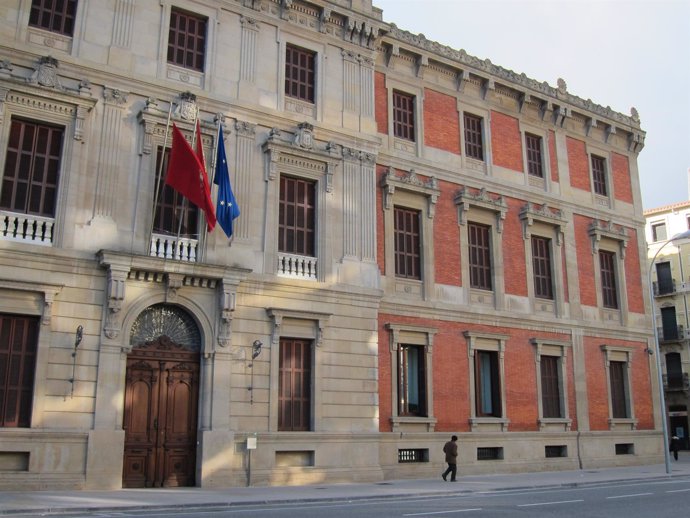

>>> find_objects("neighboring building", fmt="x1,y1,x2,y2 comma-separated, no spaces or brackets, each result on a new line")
645,199,690,449
0,0,655,491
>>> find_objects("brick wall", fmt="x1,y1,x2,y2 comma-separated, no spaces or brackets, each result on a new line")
624,228,645,314
548,130,559,183
375,71,388,134
490,111,523,172
612,152,633,203
423,88,460,154
567,137,590,191
503,198,528,296
574,214,597,307
434,178,461,285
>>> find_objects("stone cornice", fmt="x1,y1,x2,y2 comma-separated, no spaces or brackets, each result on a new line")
383,25,642,131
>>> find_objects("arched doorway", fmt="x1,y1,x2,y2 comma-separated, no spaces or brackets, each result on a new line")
122,304,201,488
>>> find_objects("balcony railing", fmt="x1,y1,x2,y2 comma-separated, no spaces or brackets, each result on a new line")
0,210,54,245
277,252,317,280
663,372,690,392
658,325,685,342
653,280,676,296
150,234,198,262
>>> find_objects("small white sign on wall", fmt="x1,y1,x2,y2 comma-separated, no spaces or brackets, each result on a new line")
247,437,257,450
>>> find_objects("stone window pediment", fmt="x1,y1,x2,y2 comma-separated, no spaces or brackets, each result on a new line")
454,187,507,232
519,202,566,243
381,167,440,218
588,219,629,258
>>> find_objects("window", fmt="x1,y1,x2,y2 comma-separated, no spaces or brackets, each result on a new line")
278,176,315,256
394,207,421,280
651,222,667,242
29,0,77,36
540,356,562,418
1,118,63,218
661,306,679,341
285,44,315,103
475,350,501,417
531,236,553,299
655,262,673,295
599,250,618,309
278,338,312,431
525,133,543,177
468,222,492,290
392,91,415,141
153,147,199,236
0,314,39,427
666,352,683,389
464,113,484,160
591,155,608,196
398,344,426,416
167,8,207,72
609,360,628,418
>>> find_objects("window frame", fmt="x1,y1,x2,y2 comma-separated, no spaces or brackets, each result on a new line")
601,345,637,429
531,235,553,300
397,343,427,417
393,206,421,280
1,117,64,219
385,323,437,432
524,132,544,178
392,90,416,142
463,112,484,161
464,331,509,431
278,175,316,257
651,222,668,243
167,7,208,72
285,44,316,104
152,146,199,237
468,221,492,291
29,0,77,37
599,249,618,310
278,337,313,432
590,154,608,197
531,338,572,430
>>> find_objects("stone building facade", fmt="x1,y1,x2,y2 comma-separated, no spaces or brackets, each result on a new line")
645,199,690,450
0,0,656,490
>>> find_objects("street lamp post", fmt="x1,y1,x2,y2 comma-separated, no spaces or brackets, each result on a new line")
648,230,690,474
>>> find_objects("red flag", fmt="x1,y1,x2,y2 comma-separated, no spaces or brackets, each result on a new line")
165,123,216,231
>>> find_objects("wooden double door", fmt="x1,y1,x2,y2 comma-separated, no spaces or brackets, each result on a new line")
122,337,199,488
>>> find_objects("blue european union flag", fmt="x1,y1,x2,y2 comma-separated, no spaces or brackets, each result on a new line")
213,126,240,238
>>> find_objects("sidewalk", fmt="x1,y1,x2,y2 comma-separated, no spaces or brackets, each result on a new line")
2,455,690,516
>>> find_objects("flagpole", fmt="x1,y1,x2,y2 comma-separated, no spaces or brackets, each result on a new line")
149,99,175,258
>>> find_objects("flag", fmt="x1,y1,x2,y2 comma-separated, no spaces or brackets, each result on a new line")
214,125,240,238
165,122,216,231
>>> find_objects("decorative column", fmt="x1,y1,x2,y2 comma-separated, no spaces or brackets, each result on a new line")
234,120,256,240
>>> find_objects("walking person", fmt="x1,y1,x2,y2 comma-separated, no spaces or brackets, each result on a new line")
442,435,458,482
670,435,680,461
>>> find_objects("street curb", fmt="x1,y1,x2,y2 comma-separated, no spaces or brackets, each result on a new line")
0,473,685,516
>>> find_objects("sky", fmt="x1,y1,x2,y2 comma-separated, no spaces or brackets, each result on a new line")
373,0,690,210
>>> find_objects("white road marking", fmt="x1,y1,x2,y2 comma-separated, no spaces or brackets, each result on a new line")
666,488,690,493
606,492,653,499
403,510,482,516
518,499,584,507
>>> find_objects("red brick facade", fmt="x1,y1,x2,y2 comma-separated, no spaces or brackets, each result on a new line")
491,111,523,172
567,136,590,191
423,89,460,154
612,152,634,203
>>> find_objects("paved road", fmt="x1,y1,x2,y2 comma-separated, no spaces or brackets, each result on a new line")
22,477,690,518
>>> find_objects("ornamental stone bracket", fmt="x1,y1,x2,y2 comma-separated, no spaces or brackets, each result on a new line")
104,264,130,339
165,273,184,301
454,187,507,232
262,123,341,192
588,220,629,258
217,279,237,348
266,308,331,348
380,167,439,218
28,56,63,90
519,202,567,244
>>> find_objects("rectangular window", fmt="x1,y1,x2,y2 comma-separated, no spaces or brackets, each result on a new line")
285,44,315,103
279,176,315,256
599,250,618,309
540,356,562,418
666,353,683,389
591,155,607,196
0,314,39,428
278,338,312,431
29,0,77,36
464,113,484,160
392,91,415,141
152,147,199,236
475,350,501,417
656,262,673,295
1,118,63,217
609,360,628,419
661,306,679,341
468,222,492,290
525,133,543,177
652,222,667,242
398,344,426,417
167,8,207,72
394,207,421,280
531,236,553,299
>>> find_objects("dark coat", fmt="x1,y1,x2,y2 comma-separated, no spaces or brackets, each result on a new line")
443,440,458,464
